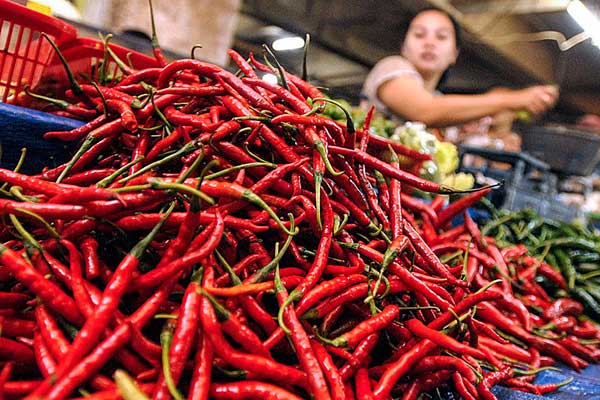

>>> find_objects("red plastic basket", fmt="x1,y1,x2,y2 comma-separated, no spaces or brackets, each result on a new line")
41,37,159,88
0,0,76,103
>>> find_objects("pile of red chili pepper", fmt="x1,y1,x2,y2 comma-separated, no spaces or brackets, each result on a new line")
0,45,598,400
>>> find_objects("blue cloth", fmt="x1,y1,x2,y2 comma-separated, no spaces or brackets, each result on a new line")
492,363,600,399
0,103,83,173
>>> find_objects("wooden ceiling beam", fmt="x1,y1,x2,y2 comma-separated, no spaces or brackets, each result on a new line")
455,0,569,15
427,0,558,83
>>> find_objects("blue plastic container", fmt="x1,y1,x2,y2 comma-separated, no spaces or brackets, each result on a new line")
0,103,83,174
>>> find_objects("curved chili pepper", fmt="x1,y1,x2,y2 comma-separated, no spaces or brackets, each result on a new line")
544,298,584,320
199,269,309,389
0,243,82,325
329,146,486,194
132,212,223,290
274,267,331,400
44,114,108,142
406,318,487,359
188,329,213,400
35,205,174,398
201,289,272,358
152,278,202,400
477,367,513,400
403,220,466,288
156,59,222,88
248,52,324,99
209,381,304,400
326,305,399,348
453,372,478,400
436,188,492,228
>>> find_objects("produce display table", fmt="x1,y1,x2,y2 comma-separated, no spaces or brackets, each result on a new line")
2,102,599,399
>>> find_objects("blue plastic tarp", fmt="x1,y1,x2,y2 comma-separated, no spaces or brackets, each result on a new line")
0,102,83,173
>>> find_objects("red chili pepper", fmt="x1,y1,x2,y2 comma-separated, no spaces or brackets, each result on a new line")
477,336,532,363
453,372,478,400
296,274,368,316
35,207,172,398
354,367,375,400
132,212,224,290
477,367,513,400
372,339,437,400
301,279,406,320
342,242,451,310
42,322,134,400
0,336,34,364
33,333,56,378
103,99,137,131
0,292,30,308
544,298,584,320
537,263,568,291
0,243,82,325
202,289,272,358
248,52,324,99
334,306,400,350
406,318,487,359
59,168,115,186
40,273,179,399
330,146,483,195
152,277,202,399
156,59,222,88
208,381,304,400
243,78,311,114
217,70,281,115
310,339,346,400
463,210,488,249
477,301,583,371
199,269,309,389
472,319,510,344
403,219,466,288
339,333,379,382
274,267,331,400
559,337,600,363
188,329,213,400
60,239,96,318
436,188,492,228
44,114,108,141
570,320,600,339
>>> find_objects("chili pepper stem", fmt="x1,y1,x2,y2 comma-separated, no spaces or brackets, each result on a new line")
438,181,503,195
312,98,355,134
315,141,343,177
41,33,83,96
149,179,215,205
114,369,150,400
274,264,292,335
251,214,296,283
160,322,185,400
513,366,561,376
56,136,95,183
315,171,323,230
119,141,197,184
204,162,277,180
242,191,298,236
96,156,144,188
24,86,71,109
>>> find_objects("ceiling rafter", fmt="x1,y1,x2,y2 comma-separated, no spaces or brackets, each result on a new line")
454,0,570,15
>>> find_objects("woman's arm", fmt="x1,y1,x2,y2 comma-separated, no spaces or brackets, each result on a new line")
378,75,558,128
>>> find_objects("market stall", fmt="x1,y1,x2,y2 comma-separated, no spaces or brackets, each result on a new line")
1,1,600,399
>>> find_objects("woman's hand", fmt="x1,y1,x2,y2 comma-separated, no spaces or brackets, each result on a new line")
509,85,559,115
